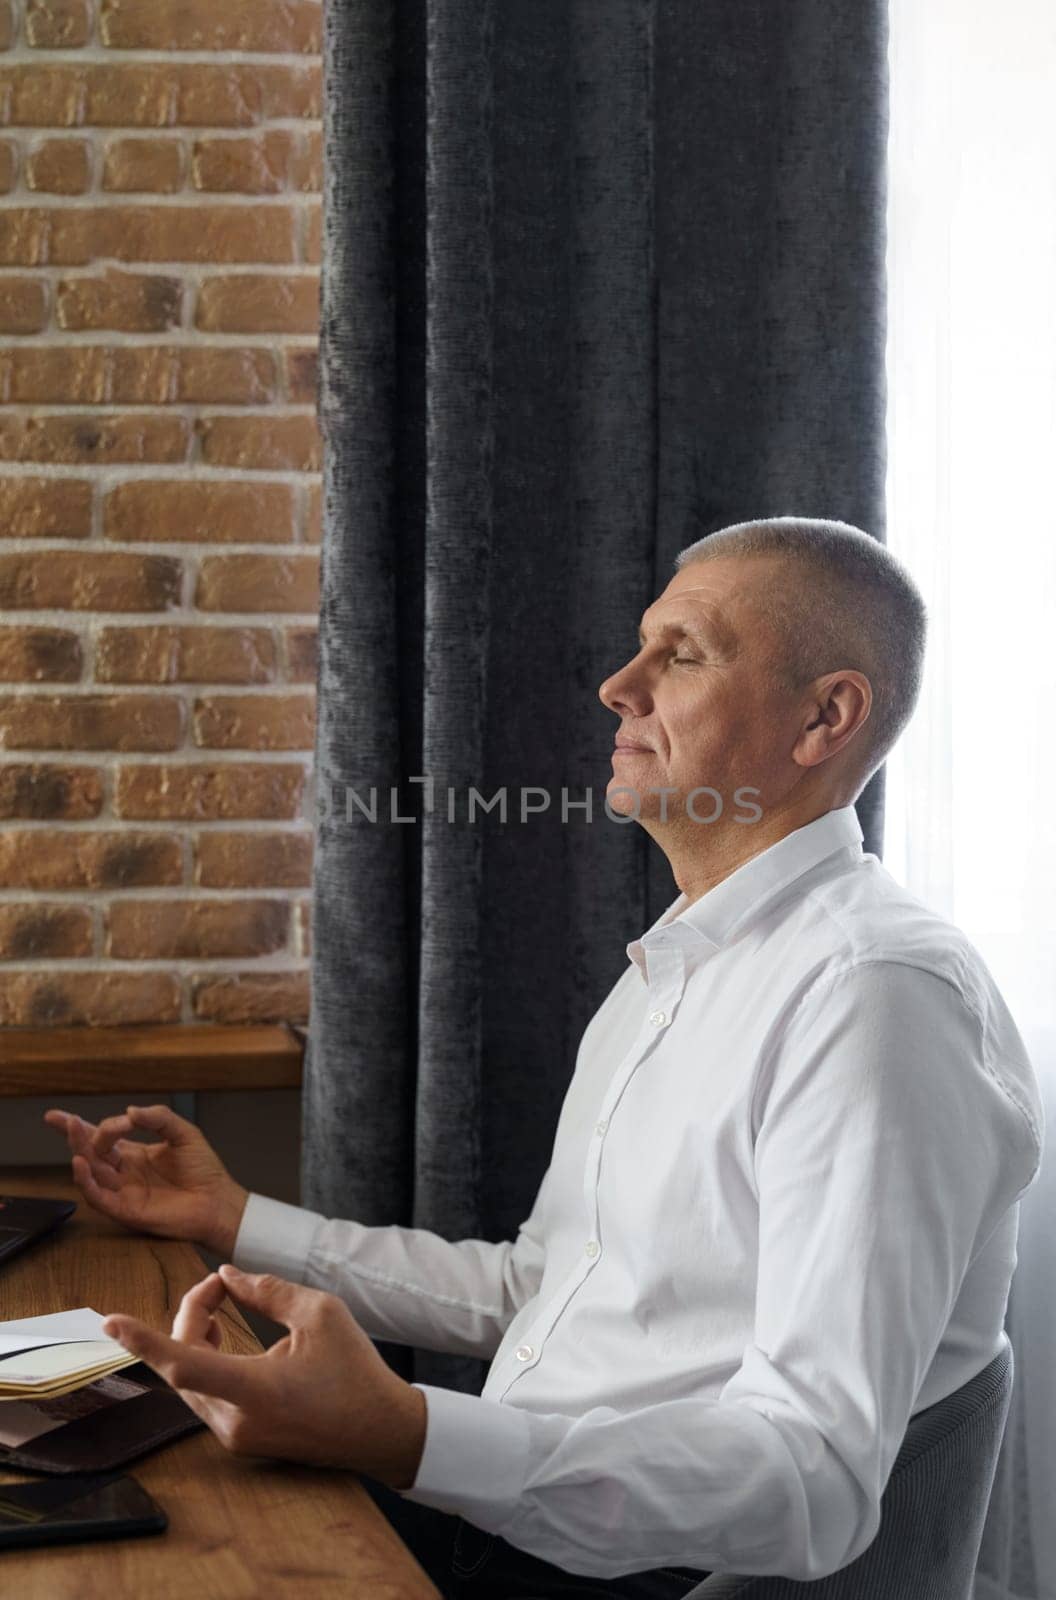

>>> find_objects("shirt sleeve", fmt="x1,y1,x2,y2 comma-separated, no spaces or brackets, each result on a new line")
402,960,1042,1581
231,1163,552,1360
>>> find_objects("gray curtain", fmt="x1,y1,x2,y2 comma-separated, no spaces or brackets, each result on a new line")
306,0,888,1396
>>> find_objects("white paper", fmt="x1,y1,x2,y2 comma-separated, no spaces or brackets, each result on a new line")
0,1309,128,1367
0,1341,132,1386
0,1308,114,1344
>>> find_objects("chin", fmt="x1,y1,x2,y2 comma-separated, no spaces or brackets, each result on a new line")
605,789,643,818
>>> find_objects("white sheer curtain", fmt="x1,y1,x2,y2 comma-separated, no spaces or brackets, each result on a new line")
885,2,1056,1596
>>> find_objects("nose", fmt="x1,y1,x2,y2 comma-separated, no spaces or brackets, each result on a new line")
598,653,651,717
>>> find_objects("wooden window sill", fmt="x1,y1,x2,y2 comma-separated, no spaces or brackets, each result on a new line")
0,1024,305,1096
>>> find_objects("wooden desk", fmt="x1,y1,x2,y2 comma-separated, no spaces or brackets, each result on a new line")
0,1167,442,1599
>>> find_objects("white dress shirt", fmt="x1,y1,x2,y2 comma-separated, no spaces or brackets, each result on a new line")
233,803,1044,1581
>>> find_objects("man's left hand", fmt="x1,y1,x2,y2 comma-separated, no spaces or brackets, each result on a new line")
102,1263,427,1490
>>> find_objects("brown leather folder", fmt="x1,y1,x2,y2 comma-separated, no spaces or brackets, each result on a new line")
0,1363,205,1475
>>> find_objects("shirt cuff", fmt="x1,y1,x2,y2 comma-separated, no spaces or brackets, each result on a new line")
399,1382,532,1534
231,1192,324,1283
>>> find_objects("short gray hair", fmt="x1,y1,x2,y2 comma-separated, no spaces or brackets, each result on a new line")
674,516,927,797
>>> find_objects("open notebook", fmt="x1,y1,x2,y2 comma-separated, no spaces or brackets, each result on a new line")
0,1309,140,1401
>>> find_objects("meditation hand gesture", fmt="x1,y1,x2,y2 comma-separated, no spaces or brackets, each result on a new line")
43,1103,249,1259
102,1265,428,1492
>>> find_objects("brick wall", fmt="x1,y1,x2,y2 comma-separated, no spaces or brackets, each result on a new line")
0,0,322,1029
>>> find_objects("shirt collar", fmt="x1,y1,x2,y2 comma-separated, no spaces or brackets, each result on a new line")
626,804,865,981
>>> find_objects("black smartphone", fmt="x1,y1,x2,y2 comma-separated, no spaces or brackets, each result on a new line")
0,1472,166,1551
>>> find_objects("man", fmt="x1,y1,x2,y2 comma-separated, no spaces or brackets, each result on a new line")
46,517,1043,1597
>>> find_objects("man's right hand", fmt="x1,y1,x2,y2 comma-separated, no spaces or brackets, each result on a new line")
42,1104,250,1260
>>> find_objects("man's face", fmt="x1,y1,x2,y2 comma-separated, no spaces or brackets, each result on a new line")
597,556,796,826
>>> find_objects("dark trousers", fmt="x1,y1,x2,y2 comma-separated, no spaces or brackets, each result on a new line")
361,1477,712,1599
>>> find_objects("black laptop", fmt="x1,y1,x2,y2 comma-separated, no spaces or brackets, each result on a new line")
0,1196,77,1268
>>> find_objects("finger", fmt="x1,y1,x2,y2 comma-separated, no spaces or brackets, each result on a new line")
60,1111,95,1155
101,1315,257,1406
141,1371,234,1438
90,1113,137,1163
69,1132,123,1196
216,1264,322,1326
68,1115,113,1171
45,1110,98,1159
124,1103,196,1147
172,1272,227,1346
171,1388,243,1446
71,1151,125,1208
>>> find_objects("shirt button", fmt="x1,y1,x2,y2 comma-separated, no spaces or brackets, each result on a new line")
649,1010,668,1027
585,1240,600,1258
515,1344,533,1362
594,1119,608,1137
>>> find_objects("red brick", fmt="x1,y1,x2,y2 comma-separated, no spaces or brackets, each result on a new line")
0,478,92,538
293,129,322,192
304,202,321,263
115,762,305,820
0,141,17,192
4,66,84,125
0,692,184,751
103,138,184,194
83,65,184,127
284,346,318,402
9,346,276,405
25,139,91,195
191,132,297,194
193,693,315,750
175,348,277,404
25,0,91,48
190,130,321,193
191,970,309,1024
97,625,277,685
0,207,297,265
0,830,181,889
196,273,319,333
5,66,86,125
0,972,181,1027
196,555,319,613
198,415,321,472
0,63,321,128
0,764,103,820
104,480,294,543
106,899,290,960
97,205,298,264
0,209,95,267
297,899,310,955
0,904,92,960
0,626,82,681
302,482,321,543
57,271,182,332
0,278,48,333
2,347,111,402
0,414,188,466
284,625,317,681
194,831,312,888
99,0,321,53
0,552,181,611
173,64,322,126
